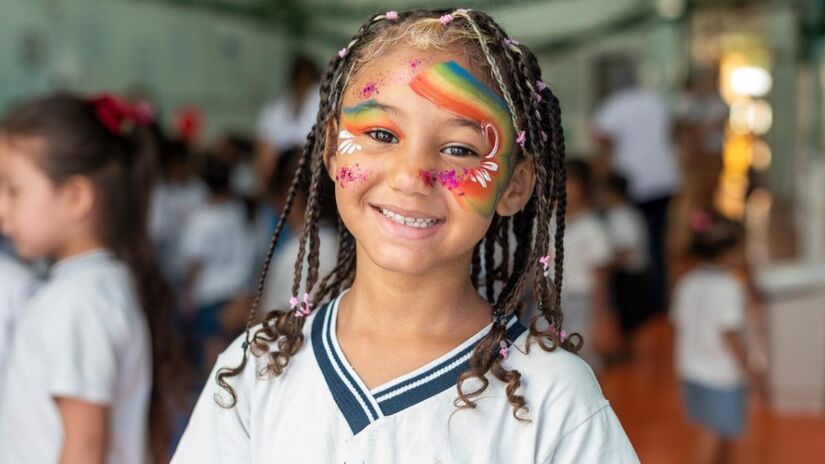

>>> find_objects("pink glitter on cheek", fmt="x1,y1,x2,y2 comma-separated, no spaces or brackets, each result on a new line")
418,168,469,196
419,169,437,187
336,164,369,188
410,58,423,72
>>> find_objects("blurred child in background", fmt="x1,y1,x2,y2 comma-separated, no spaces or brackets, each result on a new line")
179,153,256,375
0,93,178,463
671,210,765,464
559,160,613,369
149,139,207,288
603,173,649,361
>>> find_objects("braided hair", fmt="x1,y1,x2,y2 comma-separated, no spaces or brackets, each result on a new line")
216,8,579,420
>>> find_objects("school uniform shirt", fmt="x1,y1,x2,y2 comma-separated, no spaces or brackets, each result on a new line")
173,291,639,463
671,266,747,388
0,253,37,402
604,205,649,272
0,250,151,464
179,200,257,307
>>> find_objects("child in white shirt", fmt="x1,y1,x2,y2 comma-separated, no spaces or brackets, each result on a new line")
558,160,613,369
603,173,650,357
0,93,177,463
672,210,762,464
180,153,256,373
174,10,637,462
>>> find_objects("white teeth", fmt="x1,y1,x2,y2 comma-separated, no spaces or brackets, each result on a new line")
380,208,438,228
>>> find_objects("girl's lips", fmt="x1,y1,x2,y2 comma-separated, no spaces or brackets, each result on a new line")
371,205,445,241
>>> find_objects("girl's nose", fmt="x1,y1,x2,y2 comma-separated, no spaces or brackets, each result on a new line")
386,144,434,197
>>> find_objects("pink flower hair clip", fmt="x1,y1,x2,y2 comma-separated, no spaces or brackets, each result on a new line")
290,292,313,318
499,341,510,360
536,80,547,92
385,11,399,21
503,37,520,47
548,323,568,342
539,255,552,277
516,131,526,147
338,48,348,58
440,14,454,25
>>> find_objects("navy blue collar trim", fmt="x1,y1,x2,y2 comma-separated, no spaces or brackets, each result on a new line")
312,293,527,435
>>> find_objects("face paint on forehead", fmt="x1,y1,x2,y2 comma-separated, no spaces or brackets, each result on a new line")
409,61,516,216
340,99,404,137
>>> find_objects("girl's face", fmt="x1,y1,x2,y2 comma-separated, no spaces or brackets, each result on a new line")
0,137,73,259
326,46,530,275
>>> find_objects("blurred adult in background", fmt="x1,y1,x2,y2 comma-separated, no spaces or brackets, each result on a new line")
254,55,321,196
592,61,680,316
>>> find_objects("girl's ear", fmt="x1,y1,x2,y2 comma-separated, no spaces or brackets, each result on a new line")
60,175,96,221
496,157,535,217
322,119,339,182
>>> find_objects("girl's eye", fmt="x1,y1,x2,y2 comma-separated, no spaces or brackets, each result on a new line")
366,129,399,144
442,145,478,158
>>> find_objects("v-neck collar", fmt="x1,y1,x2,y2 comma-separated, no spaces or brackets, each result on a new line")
311,291,527,435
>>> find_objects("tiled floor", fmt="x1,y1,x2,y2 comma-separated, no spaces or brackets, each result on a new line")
599,316,825,464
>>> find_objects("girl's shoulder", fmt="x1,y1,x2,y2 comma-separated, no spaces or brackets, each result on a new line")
507,334,607,410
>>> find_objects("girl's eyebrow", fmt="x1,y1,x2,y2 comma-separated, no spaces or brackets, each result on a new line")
342,99,403,117
447,117,481,131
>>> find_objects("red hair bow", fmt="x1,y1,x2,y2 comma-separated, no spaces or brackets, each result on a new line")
88,93,154,135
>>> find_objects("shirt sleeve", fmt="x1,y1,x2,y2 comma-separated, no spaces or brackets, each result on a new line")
43,297,121,404
172,337,252,464
544,404,640,464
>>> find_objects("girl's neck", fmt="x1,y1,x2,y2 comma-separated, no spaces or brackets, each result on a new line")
54,237,108,262
339,245,491,342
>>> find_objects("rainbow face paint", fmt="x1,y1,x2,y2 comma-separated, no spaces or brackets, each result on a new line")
409,61,515,215
340,99,404,139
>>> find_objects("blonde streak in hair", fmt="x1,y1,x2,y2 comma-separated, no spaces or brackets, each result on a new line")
454,11,521,134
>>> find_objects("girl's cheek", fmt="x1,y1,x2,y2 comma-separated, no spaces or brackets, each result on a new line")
335,163,371,190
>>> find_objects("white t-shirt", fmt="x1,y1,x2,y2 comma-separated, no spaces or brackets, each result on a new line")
0,250,151,464
555,212,613,296
671,266,747,388
260,225,339,313
604,204,649,272
594,87,680,202
173,291,638,463
256,84,321,152
179,201,257,307
0,254,36,399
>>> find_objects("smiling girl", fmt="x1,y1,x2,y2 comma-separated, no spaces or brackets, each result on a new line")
174,9,637,463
